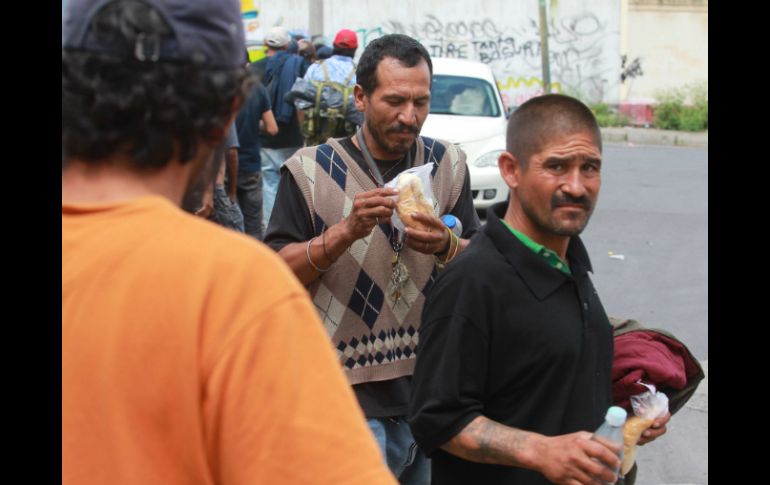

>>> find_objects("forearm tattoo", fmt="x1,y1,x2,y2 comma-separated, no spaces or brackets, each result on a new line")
447,416,530,466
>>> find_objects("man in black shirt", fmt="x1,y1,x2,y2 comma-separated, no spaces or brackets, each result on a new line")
409,94,627,485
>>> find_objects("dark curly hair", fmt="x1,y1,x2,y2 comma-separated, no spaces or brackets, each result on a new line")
62,0,252,170
355,34,432,96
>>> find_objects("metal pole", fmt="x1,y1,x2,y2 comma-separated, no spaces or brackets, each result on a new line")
619,0,629,103
538,0,552,94
309,0,323,40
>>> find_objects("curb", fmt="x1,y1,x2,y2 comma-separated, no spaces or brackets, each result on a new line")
601,127,708,149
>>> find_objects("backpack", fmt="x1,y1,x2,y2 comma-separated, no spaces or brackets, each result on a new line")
300,61,357,146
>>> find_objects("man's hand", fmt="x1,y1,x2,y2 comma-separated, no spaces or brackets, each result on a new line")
195,186,214,219
442,416,622,485
637,411,670,446
403,211,450,255
343,188,399,241
536,432,622,485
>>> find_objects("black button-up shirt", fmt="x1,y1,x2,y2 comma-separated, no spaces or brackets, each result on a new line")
409,201,613,485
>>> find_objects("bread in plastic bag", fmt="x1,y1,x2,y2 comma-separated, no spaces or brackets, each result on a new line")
621,381,670,475
384,163,437,232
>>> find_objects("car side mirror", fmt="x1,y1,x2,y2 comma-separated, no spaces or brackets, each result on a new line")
505,105,517,118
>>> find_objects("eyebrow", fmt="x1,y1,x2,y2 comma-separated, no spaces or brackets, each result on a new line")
544,156,602,165
382,94,431,103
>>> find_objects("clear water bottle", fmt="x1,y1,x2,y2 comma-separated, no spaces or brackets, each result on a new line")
441,214,462,237
592,406,627,484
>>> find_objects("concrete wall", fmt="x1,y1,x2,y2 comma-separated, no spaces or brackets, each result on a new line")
244,0,707,106
249,0,622,106
622,1,708,103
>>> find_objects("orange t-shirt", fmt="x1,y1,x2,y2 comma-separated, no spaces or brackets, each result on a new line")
62,196,396,485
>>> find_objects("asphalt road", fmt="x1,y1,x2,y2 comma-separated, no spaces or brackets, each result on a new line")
583,143,708,485
478,142,708,484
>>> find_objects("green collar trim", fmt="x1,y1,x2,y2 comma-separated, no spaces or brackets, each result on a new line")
499,219,571,275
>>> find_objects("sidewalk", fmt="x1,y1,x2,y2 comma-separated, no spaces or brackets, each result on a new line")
601,127,708,149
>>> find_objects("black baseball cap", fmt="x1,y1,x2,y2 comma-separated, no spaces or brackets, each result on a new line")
62,0,245,69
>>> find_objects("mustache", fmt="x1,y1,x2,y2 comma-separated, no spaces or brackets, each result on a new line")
551,193,592,210
385,123,419,135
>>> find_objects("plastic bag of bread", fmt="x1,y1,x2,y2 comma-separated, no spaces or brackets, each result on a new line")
621,382,669,475
384,163,437,232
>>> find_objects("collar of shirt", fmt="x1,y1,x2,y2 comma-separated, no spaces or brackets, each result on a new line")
499,218,571,275
482,202,593,301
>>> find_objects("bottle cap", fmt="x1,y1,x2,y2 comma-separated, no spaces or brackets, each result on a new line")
605,406,628,426
441,214,458,228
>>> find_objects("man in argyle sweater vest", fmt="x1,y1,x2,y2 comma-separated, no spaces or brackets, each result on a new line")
265,34,481,484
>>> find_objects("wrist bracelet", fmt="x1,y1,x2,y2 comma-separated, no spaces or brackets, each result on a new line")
436,230,460,266
306,236,331,272
435,226,453,257
322,229,332,262
446,232,461,262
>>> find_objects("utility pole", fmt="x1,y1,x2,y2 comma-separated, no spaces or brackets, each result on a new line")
538,0,552,94
309,0,323,41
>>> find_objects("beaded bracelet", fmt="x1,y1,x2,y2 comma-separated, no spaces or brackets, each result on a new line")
306,236,331,272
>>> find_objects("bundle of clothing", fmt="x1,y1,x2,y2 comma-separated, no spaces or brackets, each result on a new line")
609,317,705,485
610,318,704,414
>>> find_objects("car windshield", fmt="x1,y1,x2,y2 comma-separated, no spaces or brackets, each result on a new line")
430,74,500,117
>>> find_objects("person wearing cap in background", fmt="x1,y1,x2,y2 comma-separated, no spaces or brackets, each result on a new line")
292,28,361,149
249,25,286,82
62,1,397,484
304,28,359,85
258,25,308,235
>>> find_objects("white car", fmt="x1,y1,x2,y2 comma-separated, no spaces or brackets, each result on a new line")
421,58,510,214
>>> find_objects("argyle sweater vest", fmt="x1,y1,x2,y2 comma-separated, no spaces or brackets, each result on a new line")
284,136,467,384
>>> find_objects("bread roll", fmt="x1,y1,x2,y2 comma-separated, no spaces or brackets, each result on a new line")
621,416,655,475
396,173,434,231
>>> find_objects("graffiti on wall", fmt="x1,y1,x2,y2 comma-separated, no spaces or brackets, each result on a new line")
356,12,618,106
496,76,563,108
620,55,644,83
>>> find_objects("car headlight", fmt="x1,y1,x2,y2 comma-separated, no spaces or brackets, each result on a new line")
473,150,504,168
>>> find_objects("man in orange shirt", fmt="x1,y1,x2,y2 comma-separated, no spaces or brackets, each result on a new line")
61,1,395,484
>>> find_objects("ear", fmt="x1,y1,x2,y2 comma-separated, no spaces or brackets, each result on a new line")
498,151,521,190
354,84,367,113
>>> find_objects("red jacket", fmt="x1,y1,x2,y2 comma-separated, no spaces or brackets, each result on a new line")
611,320,703,412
